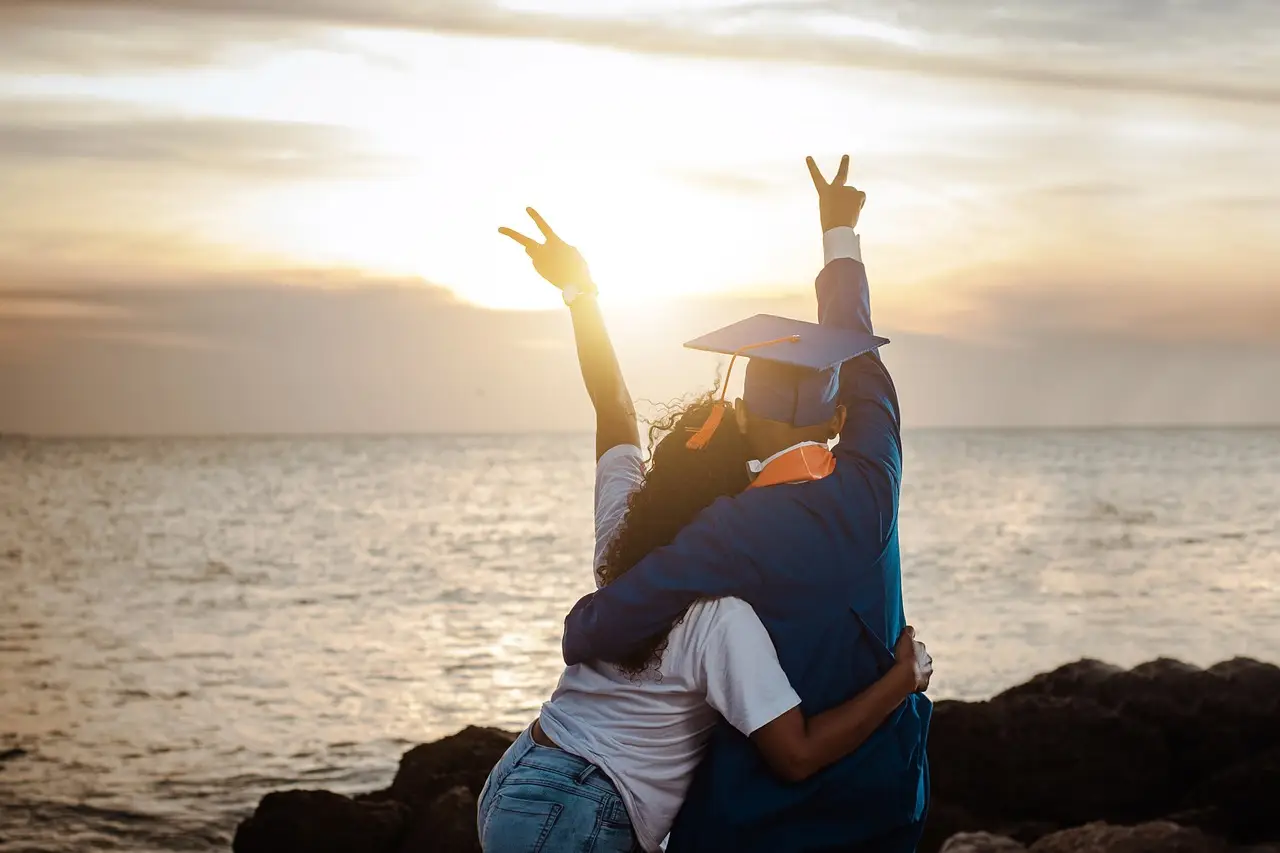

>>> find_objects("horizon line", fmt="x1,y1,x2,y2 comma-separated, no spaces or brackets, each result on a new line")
4,423,1279,441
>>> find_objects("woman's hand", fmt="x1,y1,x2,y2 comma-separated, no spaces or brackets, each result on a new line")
499,208,594,291
893,626,932,693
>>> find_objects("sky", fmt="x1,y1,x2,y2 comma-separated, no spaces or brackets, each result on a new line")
1,0,1278,433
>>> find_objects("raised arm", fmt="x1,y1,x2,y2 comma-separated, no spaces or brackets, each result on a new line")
805,157,902,495
500,208,639,460
561,499,757,665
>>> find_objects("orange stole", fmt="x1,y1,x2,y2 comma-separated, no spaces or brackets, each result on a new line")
748,444,836,490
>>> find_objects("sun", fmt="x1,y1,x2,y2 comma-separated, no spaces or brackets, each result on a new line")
432,168,799,312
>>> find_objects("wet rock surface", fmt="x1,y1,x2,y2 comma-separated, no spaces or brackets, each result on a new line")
232,659,1280,853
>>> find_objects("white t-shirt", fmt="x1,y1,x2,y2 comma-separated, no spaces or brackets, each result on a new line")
538,444,801,853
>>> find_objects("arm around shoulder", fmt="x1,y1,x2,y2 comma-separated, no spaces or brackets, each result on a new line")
562,499,760,666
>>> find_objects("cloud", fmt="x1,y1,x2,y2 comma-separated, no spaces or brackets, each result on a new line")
0,294,130,320
3,266,1279,435
0,271,577,433
961,280,1280,347
2,1,1277,107
669,170,784,197
0,99,395,179
1213,195,1280,213
870,250,1280,349
0,4,323,71
0,98,401,269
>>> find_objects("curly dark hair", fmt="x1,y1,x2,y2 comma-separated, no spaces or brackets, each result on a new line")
597,390,753,676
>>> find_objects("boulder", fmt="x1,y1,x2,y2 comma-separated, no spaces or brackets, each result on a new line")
920,801,988,853
383,726,515,810
396,785,479,853
999,658,1280,791
232,790,409,853
1178,747,1280,843
940,832,1028,852
997,659,1126,699
234,658,1280,853
928,694,1173,825
1027,821,1228,853
231,727,514,853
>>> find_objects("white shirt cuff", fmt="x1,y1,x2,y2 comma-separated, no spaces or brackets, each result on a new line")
823,227,861,265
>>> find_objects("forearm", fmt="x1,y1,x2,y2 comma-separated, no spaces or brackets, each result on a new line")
800,665,914,772
816,255,873,337
818,255,901,472
562,573,703,665
562,507,754,665
568,294,639,458
753,665,914,782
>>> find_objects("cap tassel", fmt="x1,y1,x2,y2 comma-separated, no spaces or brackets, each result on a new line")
685,401,727,450
685,334,800,450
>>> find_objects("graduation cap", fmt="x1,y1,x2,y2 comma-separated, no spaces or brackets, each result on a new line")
683,314,888,449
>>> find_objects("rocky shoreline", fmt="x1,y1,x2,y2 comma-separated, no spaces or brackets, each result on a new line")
232,657,1280,852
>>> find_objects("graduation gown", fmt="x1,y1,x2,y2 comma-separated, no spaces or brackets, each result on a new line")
560,253,931,852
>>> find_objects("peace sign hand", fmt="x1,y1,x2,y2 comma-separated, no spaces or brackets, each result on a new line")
806,155,866,233
499,208,593,292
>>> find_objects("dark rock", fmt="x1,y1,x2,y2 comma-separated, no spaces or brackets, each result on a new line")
920,801,988,853
929,694,1173,825
1028,821,1228,853
999,657,1280,793
1000,820,1068,848
940,832,1027,852
396,786,479,853
236,658,1280,853
232,789,409,853
1177,747,1280,843
0,747,28,762
383,726,514,810
1207,658,1280,698
998,659,1125,699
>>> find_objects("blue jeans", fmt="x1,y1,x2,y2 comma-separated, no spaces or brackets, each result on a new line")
477,726,639,853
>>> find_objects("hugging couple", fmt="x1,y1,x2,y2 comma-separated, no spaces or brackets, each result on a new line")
479,156,932,853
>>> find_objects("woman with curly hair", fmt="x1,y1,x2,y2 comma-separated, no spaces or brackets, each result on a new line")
475,210,933,853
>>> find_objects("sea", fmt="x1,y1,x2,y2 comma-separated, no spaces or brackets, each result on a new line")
1,430,1278,851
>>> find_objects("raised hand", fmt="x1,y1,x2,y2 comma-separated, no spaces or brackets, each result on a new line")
893,626,933,693
806,154,866,233
499,208,593,291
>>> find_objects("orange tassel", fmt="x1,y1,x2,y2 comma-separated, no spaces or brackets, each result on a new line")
684,334,800,450
685,401,727,450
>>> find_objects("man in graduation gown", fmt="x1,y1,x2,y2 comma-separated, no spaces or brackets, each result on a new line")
560,155,931,853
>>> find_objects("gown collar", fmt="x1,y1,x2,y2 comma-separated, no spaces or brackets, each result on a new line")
747,441,836,489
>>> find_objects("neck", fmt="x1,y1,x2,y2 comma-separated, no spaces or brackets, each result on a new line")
748,423,828,462
750,440,825,471
750,438,798,462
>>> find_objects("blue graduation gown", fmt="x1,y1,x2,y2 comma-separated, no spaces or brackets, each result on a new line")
560,257,932,853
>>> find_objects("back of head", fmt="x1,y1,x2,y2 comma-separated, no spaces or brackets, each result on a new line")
739,401,839,462
598,392,752,675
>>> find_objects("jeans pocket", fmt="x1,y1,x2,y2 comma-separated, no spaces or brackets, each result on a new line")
587,793,637,853
481,792,563,853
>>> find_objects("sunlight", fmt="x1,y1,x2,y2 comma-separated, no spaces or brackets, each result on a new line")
12,26,1019,316
24,21,1218,325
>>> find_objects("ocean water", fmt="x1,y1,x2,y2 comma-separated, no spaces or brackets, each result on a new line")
1,431,1278,851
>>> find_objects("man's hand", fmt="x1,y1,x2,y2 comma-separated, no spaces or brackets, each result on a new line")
893,626,933,693
807,155,866,233
499,208,593,291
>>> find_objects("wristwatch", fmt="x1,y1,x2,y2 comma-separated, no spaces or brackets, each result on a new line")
561,283,597,307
